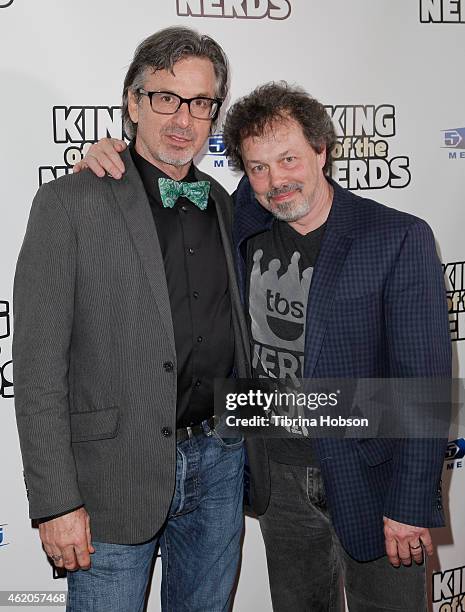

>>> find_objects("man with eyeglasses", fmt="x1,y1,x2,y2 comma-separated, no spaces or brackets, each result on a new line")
13,27,249,612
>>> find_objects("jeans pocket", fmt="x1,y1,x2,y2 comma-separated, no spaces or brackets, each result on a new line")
306,466,327,510
209,428,244,450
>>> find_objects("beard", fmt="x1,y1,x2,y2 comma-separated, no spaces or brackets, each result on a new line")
156,126,196,167
266,183,310,222
270,199,311,222
156,149,194,167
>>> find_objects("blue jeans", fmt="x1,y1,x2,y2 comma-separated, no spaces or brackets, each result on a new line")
66,423,244,612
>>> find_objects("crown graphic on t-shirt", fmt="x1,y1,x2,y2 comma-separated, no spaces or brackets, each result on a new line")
249,249,312,351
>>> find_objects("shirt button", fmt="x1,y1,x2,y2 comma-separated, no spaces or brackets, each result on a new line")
161,427,172,437
181,205,188,213
197,336,203,343
188,248,195,255
193,291,199,299
195,379,201,388
163,361,174,372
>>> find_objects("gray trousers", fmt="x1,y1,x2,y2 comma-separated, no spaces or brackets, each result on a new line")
258,460,426,612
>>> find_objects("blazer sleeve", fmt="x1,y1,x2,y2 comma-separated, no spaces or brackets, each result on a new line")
382,218,451,527
13,182,83,519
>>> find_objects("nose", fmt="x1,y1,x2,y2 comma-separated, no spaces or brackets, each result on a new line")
268,165,288,190
173,101,192,128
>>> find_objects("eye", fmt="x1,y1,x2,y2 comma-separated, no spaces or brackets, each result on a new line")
160,94,174,104
193,98,210,109
251,164,266,174
283,156,296,164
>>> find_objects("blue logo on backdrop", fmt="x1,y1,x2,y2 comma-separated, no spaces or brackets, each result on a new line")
445,438,465,471
443,128,465,149
208,134,226,155
0,524,9,547
442,128,465,160
205,133,234,170
446,438,465,461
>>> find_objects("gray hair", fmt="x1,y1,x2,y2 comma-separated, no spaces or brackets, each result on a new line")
122,26,229,139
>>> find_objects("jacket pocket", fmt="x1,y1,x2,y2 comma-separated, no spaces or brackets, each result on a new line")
70,406,120,443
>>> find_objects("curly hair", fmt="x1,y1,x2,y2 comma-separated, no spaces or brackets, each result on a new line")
223,82,336,174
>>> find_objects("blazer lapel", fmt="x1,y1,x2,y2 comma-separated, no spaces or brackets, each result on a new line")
304,183,355,377
109,149,176,353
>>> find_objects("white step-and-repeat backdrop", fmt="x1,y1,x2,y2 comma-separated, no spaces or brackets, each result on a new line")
1,1,464,610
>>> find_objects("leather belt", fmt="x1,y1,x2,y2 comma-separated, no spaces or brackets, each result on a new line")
176,415,218,443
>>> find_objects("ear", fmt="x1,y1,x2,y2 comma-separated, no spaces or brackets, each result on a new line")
317,146,327,170
128,90,139,125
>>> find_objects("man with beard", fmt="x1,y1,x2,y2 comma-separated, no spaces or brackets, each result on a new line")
13,27,249,612
76,83,451,611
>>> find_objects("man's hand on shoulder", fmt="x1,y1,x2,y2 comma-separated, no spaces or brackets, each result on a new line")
73,138,127,179
39,507,95,571
383,516,433,568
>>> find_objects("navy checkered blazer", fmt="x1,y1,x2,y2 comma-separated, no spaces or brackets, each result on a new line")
233,176,452,562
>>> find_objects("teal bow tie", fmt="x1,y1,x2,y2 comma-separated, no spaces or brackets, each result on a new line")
158,177,210,211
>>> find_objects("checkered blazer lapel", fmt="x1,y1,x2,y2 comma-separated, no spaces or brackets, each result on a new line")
303,183,355,378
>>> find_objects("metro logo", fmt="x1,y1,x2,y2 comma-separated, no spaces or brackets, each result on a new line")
443,128,465,149
445,439,465,461
208,134,226,155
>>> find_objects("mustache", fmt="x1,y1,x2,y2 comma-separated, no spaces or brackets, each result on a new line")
267,183,303,202
162,126,194,140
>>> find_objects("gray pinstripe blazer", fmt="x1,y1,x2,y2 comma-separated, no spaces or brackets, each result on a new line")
13,149,250,544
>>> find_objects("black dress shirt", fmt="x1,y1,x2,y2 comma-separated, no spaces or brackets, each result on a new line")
130,144,234,427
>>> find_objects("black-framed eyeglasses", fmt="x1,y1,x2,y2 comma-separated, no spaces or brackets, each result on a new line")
138,89,222,120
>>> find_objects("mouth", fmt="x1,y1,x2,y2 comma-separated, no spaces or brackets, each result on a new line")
267,184,303,205
165,133,193,147
271,190,298,204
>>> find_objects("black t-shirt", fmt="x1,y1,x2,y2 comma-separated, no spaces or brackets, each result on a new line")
246,219,325,466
